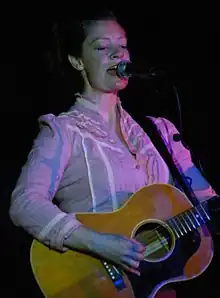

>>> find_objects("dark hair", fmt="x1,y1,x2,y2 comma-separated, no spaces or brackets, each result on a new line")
45,9,119,114
47,9,117,78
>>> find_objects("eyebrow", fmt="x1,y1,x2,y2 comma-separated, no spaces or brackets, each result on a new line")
91,36,127,44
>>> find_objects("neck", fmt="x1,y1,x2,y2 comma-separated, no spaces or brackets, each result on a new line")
81,90,119,126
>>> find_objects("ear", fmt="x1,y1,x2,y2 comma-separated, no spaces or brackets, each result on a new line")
68,55,84,71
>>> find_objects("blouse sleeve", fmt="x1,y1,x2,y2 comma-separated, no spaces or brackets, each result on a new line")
150,116,217,201
9,113,82,251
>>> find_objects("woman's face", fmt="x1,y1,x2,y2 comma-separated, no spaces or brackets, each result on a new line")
79,20,130,93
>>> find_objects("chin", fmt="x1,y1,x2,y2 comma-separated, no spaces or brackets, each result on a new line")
114,77,129,90
101,77,129,93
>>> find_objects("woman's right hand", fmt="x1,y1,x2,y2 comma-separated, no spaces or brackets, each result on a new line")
64,226,146,276
91,232,146,276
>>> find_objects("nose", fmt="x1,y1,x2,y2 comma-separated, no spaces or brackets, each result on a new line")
110,48,124,60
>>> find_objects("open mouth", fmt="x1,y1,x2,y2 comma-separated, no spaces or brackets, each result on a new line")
107,64,118,71
107,64,118,76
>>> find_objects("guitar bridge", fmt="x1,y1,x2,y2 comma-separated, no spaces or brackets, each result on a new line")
102,261,126,291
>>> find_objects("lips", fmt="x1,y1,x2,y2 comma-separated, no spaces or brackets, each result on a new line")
107,64,118,71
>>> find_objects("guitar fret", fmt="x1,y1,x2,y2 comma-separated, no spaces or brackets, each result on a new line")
195,206,205,223
180,214,192,231
175,216,187,234
185,211,196,229
168,220,180,238
200,204,211,220
172,218,184,236
177,216,188,233
190,209,200,227
189,210,200,227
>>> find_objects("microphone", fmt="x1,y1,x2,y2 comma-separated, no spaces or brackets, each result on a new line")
116,61,159,80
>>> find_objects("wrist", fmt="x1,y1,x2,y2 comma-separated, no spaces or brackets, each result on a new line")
64,225,102,253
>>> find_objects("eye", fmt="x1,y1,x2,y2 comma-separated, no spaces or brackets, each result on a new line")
96,46,108,51
95,44,127,51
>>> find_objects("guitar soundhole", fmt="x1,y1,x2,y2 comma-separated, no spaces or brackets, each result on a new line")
133,220,175,263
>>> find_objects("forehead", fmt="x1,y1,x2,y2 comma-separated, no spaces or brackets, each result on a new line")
85,20,126,41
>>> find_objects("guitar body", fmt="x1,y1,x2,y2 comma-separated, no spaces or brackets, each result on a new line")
30,184,214,298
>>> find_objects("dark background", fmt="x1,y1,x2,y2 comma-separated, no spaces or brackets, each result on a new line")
1,5,220,297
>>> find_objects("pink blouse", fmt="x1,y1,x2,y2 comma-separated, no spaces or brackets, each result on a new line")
9,96,216,251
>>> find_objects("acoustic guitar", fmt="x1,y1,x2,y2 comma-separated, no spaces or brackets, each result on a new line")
30,183,219,298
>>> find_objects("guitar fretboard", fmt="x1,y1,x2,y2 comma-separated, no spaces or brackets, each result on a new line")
167,201,210,238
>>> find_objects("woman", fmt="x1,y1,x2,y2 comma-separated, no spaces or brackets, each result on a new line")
10,9,217,298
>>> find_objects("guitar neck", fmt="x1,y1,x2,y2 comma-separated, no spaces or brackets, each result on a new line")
166,195,219,239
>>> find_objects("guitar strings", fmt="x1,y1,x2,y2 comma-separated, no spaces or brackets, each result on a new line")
133,217,192,245
133,208,203,244
134,225,170,245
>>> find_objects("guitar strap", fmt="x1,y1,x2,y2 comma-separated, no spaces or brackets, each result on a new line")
139,116,200,207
